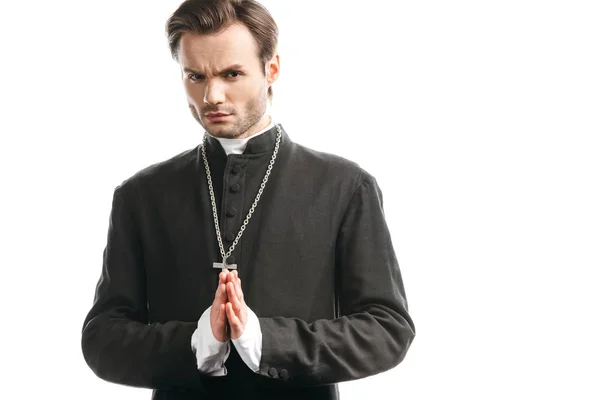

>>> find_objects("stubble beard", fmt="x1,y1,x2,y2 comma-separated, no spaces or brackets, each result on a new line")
189,85,268,139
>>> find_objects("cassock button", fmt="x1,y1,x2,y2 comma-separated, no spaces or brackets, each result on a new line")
226,256,236,264
268,367,278,378
224,233,235,242
226,207,237,217
230,183,241,193
279,369,289,380
231,165,242,174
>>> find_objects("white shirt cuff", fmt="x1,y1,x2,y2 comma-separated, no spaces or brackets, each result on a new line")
190,306,230,376
232,306,262,373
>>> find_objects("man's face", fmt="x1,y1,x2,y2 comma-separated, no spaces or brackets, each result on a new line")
178,22,279,139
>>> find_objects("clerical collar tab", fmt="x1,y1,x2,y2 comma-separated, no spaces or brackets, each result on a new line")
205,124,287,156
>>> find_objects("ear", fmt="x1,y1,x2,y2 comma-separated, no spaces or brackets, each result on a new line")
265,52,280,87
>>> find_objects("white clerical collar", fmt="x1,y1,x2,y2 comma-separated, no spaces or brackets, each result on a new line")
208,118,275,155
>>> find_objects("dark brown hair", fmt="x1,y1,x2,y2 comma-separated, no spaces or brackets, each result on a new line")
165,0,279,100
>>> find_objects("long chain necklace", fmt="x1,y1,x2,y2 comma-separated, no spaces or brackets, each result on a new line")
201,123,282,271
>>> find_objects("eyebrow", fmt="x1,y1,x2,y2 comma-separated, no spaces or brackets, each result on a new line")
183,64,245,75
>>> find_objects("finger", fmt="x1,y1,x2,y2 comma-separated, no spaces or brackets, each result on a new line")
214,301,221,321
220,270,229,285
226,270,236,284
227,282,241,312
218,303,226,323
216,282,228,303
226,302,241,336
226,273,241,301
214,281,221,298
236,278,244,302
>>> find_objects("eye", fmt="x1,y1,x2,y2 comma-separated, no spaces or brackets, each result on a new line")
226,71,242,79
188,73,205,82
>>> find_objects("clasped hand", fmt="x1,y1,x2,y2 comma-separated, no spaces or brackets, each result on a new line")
210,269,248,342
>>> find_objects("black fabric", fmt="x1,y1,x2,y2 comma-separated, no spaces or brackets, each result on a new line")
81,125,415,399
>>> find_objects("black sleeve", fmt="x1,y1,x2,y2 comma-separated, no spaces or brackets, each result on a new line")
257,174,415,386
81,184,207,391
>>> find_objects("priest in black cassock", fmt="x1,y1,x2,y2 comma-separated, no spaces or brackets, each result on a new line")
81,1,415,399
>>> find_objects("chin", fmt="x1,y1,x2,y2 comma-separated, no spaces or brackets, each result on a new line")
206,125,241,139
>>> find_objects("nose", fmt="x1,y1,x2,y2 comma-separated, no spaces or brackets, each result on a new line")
203,80,226,105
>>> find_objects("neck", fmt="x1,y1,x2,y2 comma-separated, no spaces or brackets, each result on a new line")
237,114,272,140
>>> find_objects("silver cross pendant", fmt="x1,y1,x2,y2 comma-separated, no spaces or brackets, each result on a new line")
213,256,237,271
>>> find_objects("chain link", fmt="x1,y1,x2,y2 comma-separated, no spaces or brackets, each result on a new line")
201,124,282,264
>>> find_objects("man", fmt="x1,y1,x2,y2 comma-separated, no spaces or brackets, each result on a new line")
81,1,415,399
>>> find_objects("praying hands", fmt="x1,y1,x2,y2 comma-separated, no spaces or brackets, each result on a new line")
210,269,248,342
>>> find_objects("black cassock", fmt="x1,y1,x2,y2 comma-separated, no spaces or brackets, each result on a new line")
81,125,415,400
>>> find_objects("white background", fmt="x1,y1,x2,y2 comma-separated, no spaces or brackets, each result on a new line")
1,0,599,399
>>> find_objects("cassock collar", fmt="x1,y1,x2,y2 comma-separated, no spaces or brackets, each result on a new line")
204,123,287,157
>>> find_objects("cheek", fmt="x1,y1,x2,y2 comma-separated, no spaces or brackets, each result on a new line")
232,80,262,101
183,82,204,102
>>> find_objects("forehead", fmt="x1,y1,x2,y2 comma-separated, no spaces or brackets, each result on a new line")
177,22,260,71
